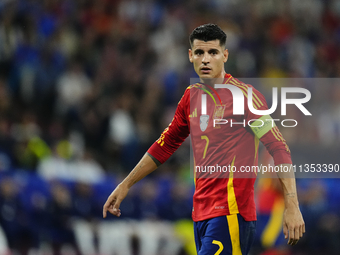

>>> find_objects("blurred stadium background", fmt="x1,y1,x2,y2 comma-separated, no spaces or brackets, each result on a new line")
0,0,340,254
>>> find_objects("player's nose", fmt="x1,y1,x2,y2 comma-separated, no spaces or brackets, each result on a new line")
202,52,210,64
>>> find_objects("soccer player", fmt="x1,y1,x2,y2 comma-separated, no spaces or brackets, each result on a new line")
103,24,305,255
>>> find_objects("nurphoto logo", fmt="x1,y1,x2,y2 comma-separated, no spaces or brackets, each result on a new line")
199,84,312,131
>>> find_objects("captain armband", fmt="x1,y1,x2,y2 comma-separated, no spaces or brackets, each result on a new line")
249,115,276,139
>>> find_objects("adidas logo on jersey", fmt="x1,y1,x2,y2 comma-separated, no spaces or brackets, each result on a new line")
189,108,197,118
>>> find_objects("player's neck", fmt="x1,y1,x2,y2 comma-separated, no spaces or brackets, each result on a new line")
200,70,226,87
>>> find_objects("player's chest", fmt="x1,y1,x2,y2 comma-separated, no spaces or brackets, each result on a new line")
188,93,245,136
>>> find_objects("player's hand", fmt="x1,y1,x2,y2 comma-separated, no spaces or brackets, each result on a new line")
283,206,305,246
103,183,129,218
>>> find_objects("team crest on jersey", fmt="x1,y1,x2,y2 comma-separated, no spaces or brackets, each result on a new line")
200,114,209,132
213,104,226,120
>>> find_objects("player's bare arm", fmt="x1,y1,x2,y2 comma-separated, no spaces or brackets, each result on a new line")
103,153,160,218
276,163,305,246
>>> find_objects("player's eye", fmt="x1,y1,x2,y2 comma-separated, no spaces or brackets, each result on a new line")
195,50,204,56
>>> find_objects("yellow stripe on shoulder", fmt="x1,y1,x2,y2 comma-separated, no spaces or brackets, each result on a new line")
242,83,264,108
229,78,250,93
250,91,261,109
228,79,262,109
187,83,201,89
229,80,248,98
252,91,264,107
224,77,232,84
235,79,263,108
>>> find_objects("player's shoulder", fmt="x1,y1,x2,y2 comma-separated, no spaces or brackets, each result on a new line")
227,76,263,95
178,83,200,105
227,76,254,89
186,83,202,90
181,83,203,98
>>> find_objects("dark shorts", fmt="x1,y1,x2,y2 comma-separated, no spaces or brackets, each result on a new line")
194,214,256,255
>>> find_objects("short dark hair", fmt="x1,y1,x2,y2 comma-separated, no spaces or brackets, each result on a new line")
189,24,227,48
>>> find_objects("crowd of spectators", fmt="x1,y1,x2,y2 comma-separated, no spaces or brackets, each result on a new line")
0,0,340,254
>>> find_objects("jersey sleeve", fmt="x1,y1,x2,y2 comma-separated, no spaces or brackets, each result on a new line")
147,88,190,164
245,86,292,165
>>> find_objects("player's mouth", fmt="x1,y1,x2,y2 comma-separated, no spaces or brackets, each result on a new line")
200,67,212,74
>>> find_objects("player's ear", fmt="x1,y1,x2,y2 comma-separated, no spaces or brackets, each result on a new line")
189,49,193,63
223,49,229,63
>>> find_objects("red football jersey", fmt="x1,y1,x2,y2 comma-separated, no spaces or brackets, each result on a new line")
148,74,291,222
